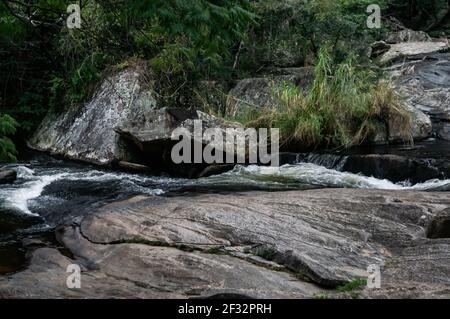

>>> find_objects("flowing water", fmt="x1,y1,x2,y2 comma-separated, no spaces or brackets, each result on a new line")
1,153,450,274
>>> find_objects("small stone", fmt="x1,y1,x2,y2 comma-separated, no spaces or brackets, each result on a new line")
0,168,17,184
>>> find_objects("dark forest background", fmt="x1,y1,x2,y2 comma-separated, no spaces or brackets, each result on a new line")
1,0,450,160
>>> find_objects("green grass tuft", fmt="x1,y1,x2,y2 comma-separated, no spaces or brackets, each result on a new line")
236,46,412,150
337,279,367,292
0,113,18,162
313,292,330,299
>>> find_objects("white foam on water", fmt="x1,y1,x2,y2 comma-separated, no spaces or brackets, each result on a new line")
62,169,178,185
5,173,67,216
216,163,450,191
59,170,169,195
409,179,450,191
14,165,35,178
1,161,448,217
1,168,167,216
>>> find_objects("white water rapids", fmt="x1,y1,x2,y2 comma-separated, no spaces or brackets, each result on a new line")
1,164,167,216
211,164,450,191
1,160,449,217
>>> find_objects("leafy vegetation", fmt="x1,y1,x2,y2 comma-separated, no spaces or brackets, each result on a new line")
0,113,18,161
337,278,367,292
238,0,389,74
0,0,437,160
313,292,330,299
236,47,412,150
0,0,256,137
389,0,450,32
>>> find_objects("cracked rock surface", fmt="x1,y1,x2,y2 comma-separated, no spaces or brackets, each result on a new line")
1,189,449,298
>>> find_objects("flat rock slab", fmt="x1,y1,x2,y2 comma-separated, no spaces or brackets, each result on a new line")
1,189,449,298
379,41,449,65
77,190,450,287
0,231,321,299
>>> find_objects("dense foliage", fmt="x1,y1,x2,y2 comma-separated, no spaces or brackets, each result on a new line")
0,0,255,134
1,0,448,160
0,112,18,161
389,0,450,32
237,0,389,74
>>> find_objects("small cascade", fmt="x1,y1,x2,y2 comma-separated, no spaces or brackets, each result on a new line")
296,153,349,171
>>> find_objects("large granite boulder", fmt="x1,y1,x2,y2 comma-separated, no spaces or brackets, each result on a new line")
28,65,245,176
1,189,449,298
115,107,247,177
28,63,157,165
116,108,242,150
369,29,432,59
407,105,434,140
388,53,450,141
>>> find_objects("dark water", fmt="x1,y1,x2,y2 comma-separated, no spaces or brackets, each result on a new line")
343,139,450,161
1,147,450,274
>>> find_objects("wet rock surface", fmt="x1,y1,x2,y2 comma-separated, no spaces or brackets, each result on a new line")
342,154,445,184
438,122,450,141
1,189,449,299
388,52,450,141
295,140,450,183
0,168,16,184
116,107,246,178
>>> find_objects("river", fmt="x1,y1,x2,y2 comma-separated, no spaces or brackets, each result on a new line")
1,149,450,274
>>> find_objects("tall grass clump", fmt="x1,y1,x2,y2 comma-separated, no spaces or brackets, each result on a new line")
245,47,412,150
